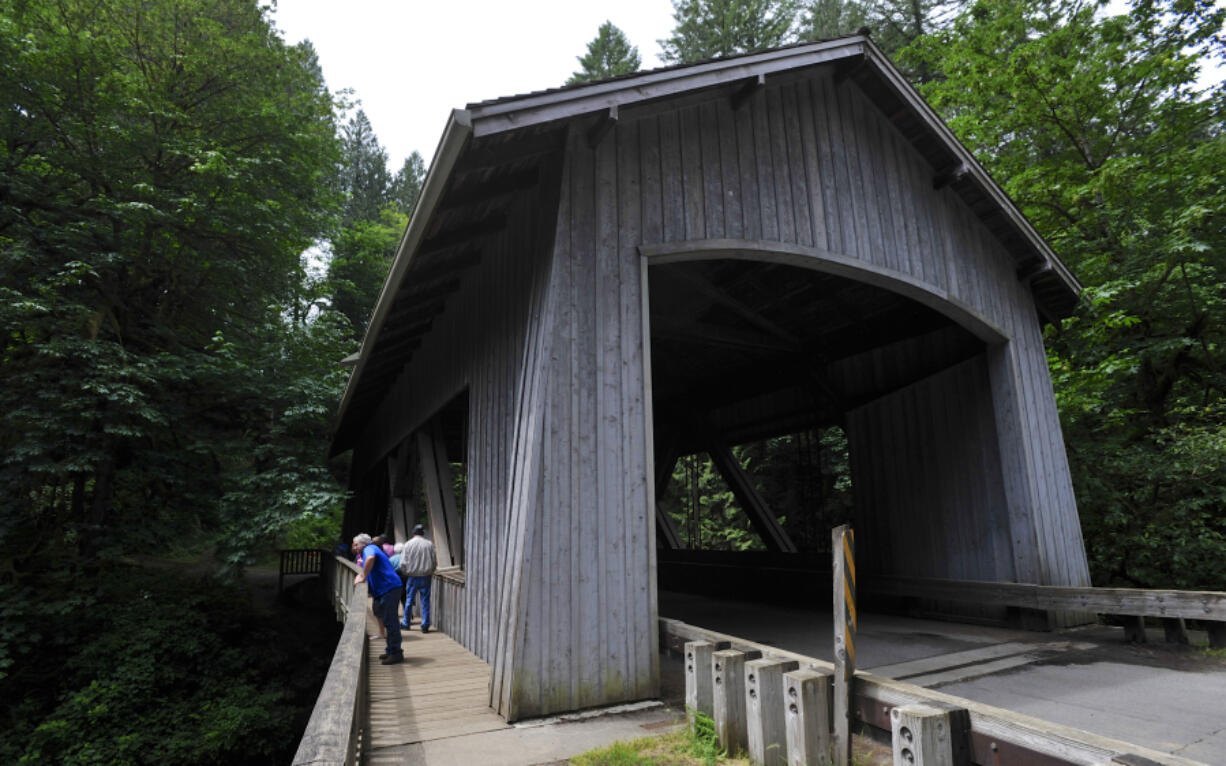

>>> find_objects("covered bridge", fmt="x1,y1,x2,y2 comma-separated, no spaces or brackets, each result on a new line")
329,35,1092,721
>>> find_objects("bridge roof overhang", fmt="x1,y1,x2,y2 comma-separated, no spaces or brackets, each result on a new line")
329,34,1081,456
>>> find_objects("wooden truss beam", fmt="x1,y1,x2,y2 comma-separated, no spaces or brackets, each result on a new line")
416,423,464,568
653,438,683,550
704,436,798,554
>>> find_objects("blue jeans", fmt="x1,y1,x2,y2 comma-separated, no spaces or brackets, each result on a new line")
404,576,431,629
373,586,403,656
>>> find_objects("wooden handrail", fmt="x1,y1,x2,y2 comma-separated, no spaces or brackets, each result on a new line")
293,555,368,766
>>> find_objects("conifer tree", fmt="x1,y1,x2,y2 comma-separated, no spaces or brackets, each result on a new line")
391,151,427,217
338,109,392,226
567,21,642,84
660,0,801,64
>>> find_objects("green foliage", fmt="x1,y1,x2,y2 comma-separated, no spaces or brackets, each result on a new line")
0,564,334,764
0,0,349,566
905,0,1226,588
685,708,725,764
568,21,643,85
327,207,408,336
337,109,393,227
660,429,852,552
391,151,428,218
660,0,802,64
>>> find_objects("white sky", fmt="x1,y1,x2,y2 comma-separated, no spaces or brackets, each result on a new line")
271,1,1223,173
270,0,676,170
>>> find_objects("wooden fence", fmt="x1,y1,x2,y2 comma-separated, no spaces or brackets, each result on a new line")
293,555,369,766
865,576,1226,648
664,617,1205,766
279,548,325,595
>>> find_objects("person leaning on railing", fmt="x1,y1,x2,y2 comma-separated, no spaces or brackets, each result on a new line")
350,533,405,665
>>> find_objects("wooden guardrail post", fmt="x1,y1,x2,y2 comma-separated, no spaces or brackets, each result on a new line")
1209,622,1226,649
784,668,832,766
686,640,729,730
747,658,800,765
832,524,856,766
1162,617,1190,644
713,648,761,754
891,704,954,766
1122,615,1147,643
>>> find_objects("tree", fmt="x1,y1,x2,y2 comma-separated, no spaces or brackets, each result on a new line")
390,151,427,218
326,208,408,336
660,0,802,64
567,21,642,85
798,0,868,41
0,0,345,561
338,109,392,226
798,0,958,71
904,0,1226,588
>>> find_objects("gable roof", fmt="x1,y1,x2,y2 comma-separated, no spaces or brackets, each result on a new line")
330,34,1080,455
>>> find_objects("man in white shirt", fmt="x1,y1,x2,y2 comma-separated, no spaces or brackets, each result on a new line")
399,524,437,633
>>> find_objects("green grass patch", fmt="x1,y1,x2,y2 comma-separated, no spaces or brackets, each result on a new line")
569,710,750,766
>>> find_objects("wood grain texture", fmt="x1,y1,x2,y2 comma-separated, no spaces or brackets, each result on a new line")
344,61,1094,720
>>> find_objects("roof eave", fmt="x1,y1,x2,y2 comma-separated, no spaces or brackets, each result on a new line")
330,109,473,455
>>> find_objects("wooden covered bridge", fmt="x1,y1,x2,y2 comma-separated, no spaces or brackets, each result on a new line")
328,34,1093,724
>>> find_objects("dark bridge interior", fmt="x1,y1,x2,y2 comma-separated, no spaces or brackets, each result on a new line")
648,258,986,602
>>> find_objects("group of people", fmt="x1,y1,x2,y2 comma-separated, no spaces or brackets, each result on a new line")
350,524,437,665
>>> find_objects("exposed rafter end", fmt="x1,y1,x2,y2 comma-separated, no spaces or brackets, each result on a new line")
586,105,619,148
1016,260,1053,283
832,55,867,85
731,73,766,111
932,162,969,190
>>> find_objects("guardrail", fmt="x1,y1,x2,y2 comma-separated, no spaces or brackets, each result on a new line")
865,576,1226,647
279,548,325,594
662,617,1205,766
293,555,369,766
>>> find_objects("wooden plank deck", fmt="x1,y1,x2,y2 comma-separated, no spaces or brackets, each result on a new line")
365,609,509,761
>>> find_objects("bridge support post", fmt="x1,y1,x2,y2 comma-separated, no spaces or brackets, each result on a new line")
746,658,799,765
784,669,832,766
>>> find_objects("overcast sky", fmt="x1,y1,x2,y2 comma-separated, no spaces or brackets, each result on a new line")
270,0,676,171
271,1,1223,174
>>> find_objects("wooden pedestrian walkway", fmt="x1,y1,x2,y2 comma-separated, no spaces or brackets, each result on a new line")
364,609,509,763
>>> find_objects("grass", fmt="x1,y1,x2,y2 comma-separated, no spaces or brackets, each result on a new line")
570,710,750,766
570,709,893,766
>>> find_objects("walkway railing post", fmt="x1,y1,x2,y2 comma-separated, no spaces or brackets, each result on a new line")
685,640,729,731
832,524,856,766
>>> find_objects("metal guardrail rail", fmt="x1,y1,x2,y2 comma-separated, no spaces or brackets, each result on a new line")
293,555,369,766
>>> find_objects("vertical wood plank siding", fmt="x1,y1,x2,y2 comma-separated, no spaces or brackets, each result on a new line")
352,65,1090,720
354,181,557,666
621,70,1085,593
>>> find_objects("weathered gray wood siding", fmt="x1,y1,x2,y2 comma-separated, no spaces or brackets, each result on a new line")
614,67,1088,590
351,187,557,665
488,126,659,720
355,63,1090,720
846,355,1014,584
